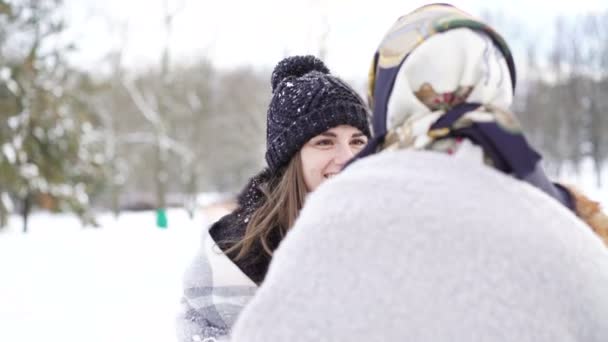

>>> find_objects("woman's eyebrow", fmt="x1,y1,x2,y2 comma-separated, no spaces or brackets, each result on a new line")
319,132,337,138
352,132,365,138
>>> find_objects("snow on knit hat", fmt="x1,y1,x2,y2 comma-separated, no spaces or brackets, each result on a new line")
265,55,371,173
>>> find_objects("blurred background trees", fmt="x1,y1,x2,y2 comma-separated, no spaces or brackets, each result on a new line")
516,12,608,187
0,0,606,230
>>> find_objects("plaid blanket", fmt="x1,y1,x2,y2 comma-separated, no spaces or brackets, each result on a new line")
177,229,257,342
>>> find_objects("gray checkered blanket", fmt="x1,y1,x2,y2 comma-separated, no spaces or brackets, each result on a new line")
177,230,257,342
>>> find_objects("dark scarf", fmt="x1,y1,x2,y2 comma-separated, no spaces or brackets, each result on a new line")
208,169,282,285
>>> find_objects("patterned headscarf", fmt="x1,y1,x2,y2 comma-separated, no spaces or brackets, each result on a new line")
356,3,574,210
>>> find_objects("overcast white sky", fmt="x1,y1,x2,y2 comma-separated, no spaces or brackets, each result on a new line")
63,0,608,80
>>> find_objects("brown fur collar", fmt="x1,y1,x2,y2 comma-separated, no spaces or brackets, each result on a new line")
561,184,608,247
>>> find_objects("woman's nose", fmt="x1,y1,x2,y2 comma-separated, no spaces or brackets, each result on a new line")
333,143,356,165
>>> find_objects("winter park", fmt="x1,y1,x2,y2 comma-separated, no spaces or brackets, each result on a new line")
1,1,608,342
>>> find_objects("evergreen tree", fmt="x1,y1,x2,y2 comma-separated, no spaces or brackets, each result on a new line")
0,0,104,231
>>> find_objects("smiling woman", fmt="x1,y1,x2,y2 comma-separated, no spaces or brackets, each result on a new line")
301,125,368,191
177,55,371,342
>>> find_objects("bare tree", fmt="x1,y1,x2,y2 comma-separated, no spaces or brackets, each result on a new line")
582,13,608,186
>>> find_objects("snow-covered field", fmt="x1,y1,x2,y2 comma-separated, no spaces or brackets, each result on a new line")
0,209,215,342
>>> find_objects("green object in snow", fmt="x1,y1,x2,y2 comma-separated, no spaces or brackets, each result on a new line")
156,208,168,229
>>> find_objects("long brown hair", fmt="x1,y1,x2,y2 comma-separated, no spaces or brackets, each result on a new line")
228,151,308,260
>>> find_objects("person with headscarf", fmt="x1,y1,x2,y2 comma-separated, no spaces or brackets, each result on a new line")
230,4,608,342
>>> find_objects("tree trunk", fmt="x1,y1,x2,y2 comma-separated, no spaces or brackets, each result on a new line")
155,141,167,210
595,160,603,188
0,204,7,229
0,191,7,229
22,192,31,233
111,176,120,219
553,162,563,179
185,171,197,219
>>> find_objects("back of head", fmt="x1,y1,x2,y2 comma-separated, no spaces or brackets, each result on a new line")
365,3,516,138
231,5,608,342
356,3,573,210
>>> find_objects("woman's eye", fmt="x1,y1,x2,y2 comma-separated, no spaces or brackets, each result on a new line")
351,139,367,146
315,139,333,147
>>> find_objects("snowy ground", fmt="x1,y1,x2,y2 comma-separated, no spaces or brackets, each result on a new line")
0,209,216,342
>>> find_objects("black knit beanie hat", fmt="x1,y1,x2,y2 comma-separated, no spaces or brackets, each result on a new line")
265,55,371,173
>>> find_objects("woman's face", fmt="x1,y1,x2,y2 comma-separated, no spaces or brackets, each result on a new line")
300,125,368,192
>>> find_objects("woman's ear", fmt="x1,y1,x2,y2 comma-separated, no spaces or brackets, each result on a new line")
561,183,608,247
